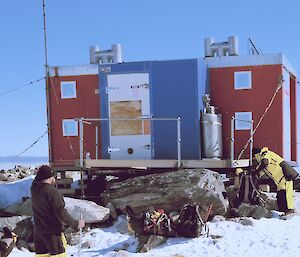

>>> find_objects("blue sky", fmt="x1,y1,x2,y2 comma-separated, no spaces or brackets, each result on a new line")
0,0,299,162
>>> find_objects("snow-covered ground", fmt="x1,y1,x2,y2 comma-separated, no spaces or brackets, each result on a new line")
9,212,300,257
3,169,300,257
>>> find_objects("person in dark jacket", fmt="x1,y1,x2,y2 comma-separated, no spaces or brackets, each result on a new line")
252,147,299,215
31,165,85,257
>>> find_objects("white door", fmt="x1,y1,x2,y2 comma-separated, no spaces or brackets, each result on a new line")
107,73,151,159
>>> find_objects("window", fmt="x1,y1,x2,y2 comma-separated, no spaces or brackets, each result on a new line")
235,112,252,130
61,81,77,99
234,71,252,90
62,119,78,136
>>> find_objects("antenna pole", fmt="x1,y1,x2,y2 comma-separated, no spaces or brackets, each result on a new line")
248,38,260,55
42,0,52,164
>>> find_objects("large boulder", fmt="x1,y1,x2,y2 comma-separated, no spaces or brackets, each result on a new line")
0,176,34,210
101,169,229,216
64,197,110,223
4,197,110,224
5,198,32,216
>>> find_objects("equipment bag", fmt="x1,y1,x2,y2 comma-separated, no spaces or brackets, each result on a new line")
175,204,204,238
280,161,299,181
235,171,260,207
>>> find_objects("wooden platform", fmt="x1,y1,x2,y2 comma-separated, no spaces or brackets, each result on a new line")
77,158,250,169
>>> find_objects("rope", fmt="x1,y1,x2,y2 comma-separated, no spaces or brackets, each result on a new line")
48,75,60,106
0,77,46,97
9,130,48,162
237,79,284,160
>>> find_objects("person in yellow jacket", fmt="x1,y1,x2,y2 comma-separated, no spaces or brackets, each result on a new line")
252,147,299,215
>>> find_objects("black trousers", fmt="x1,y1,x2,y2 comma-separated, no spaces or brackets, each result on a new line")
34,232,66,256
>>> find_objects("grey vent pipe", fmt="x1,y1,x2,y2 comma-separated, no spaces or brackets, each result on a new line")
205,36,239,57
90,44,122,64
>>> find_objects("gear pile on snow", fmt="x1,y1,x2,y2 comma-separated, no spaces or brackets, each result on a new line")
126,204,207,238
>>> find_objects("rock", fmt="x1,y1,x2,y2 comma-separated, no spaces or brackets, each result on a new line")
81,241,92,248
260,192,278,210
0,216,30,231
16,239,29,250
17,198,32,216
102,169,229,216
211,215,226,223
230,217,254,226
238,203,272,219
64,231,80,246
240,218,254,226
0,166,35,183
116,250,131,257
113,216,131,234
64,197,110,223
106,202,118,219
4,202,21,215
137,235,167,253
5,198,32,216
251,205,271,219
13,218,34,242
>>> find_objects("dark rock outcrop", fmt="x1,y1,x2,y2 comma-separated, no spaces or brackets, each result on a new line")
101,169,229,216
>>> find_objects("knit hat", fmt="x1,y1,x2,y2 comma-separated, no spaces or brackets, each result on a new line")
35,165,55,181
252,147,261,156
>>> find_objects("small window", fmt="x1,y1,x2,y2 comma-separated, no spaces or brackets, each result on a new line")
61,81,77,99
234,71,252,90
235,112,252,130
62,119,78,136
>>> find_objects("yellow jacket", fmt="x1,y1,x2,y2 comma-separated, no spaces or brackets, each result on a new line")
254,147,286,190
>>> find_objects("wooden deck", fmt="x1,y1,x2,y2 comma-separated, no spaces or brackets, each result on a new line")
76,158,250,169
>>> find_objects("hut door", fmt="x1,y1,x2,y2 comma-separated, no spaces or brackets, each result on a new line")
107,73,151,159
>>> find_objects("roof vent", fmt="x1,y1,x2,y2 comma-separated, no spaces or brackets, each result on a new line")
90,44,122,64
205,36,238,57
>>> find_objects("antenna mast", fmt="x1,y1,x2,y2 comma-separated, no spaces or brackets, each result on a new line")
248,38,261,55
42,0,52,164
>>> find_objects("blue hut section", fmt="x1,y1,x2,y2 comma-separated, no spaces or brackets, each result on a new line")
99,59,207,160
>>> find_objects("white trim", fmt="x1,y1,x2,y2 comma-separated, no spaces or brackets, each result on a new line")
204,53,297,76
234,71,252,90
62,119,78,136
61,81,77,99
235,112,252,130
49,64,98,77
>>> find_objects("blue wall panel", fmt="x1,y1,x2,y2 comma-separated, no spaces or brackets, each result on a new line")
99,59,205,160
151,60,200,159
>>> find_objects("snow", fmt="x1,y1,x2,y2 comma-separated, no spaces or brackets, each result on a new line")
4,176,300,257
9,212,300,257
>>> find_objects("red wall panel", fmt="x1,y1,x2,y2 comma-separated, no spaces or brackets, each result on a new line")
209,65,283,159
48,75,100,167
290,75,297,161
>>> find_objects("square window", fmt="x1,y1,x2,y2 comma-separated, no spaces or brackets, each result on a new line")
62,119,78,136
61,81,77,99
235,112,252,130
234,71,252,90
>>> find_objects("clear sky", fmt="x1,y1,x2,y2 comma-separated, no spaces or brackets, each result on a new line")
0,0,299,162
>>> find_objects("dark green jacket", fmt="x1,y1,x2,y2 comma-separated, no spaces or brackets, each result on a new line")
31,181,78,234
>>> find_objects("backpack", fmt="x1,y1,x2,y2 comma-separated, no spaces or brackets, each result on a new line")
235,170,260,207
175,204,204,238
